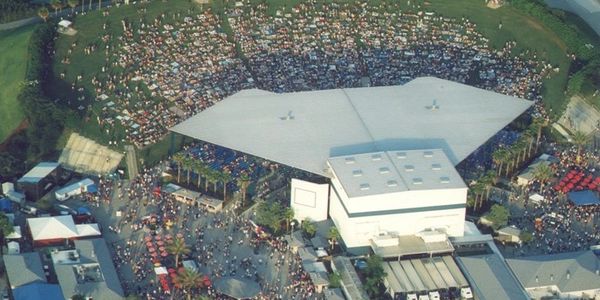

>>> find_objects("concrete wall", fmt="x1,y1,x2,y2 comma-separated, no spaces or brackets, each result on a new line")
290,178,329,222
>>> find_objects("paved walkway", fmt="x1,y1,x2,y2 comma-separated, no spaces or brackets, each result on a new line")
125,145,139,179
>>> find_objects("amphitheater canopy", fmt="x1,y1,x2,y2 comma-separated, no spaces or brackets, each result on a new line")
171,77,532,177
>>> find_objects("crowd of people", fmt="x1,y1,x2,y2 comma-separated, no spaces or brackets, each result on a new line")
89,161,318,299
58,0,554,149
228,0,549,96
505,145,600,256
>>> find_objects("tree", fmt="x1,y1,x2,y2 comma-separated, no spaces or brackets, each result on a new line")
193,160,206,189
492,148,510,176
255,201,285,233
183,157,194,184
363,255,386,298
284,207,294,234
301,218,317,238
0,153,25,180
0,213,14,255
237,173,250,207
50,0,62,16
172,153,185,183
328,226,340,251
167,238,191,268
531,117,547,153
328,272,342,288
519,230,533,244
172,268,204,300
38,7,49,21
485,204,510,230
220,171,231,201
206,169,219,194
533,163,553,194
67,0,78,13
571,130,589,163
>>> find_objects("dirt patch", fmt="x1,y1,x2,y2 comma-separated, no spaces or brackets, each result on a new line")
525,18,567,51
0,119,28,151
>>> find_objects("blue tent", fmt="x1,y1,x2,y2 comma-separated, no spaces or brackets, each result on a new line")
568,190,600,206
77,206,91,215
0,198,12,213
87,184,98,193
12,282,64,300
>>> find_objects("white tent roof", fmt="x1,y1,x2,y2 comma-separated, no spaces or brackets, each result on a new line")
172,77,532,176
58,20,72,27
75,223,101,237
27,215,78,240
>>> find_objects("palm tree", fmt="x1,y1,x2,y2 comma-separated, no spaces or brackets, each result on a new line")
492,148,506,176
521,130,534,159
533,163,553,194
38,7,50,22
571,130,589,163
532,117,547,152
193,160,206,189
183,157,194,185
470,182,485,211
212,170,221,194
220,171,231,201
172,268,204,300
167,237,191,268
301,218,317,238
172,153,185,183
284,207,294,234
237,173,250,207
512,139,527,166
50,0,62,16
481,170,496,205
328,226,340,251
67,0,78,14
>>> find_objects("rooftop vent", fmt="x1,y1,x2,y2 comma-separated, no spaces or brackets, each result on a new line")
280,110,295,120
371,154,382,161
426,99,440,111
344,157,355,164
387,180,398,187
352,170,363,177
396,152,407,159
359,183,370,191
404,165,415,172
432,163,442,171
423,151,434,158
412,178,423,185
379,167,390,174
440,177,450,184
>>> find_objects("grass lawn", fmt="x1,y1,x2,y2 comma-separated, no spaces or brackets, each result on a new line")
0,25,35,143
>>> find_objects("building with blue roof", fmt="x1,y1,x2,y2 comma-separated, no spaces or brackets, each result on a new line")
12,282,64,300
16,162,62,201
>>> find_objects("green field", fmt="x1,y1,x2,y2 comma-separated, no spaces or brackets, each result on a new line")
0,25,35,143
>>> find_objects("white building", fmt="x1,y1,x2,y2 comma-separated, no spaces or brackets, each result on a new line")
171,77,532,253
327,149,466,249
